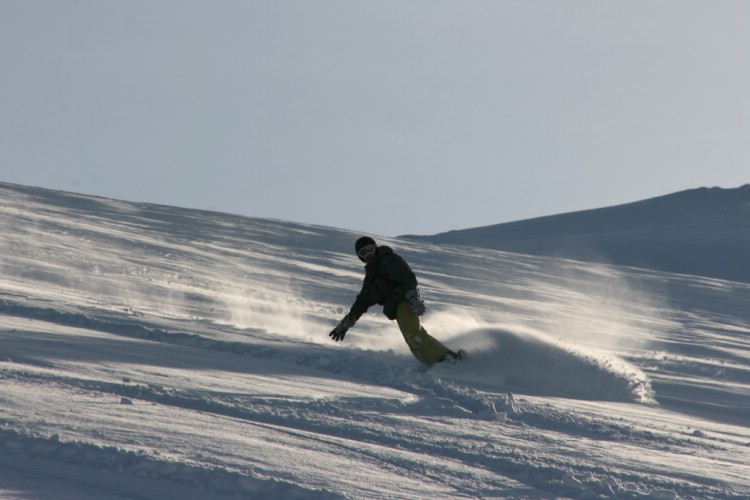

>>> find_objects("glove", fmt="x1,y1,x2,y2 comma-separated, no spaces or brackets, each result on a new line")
330,316,355,342
405,289,426,316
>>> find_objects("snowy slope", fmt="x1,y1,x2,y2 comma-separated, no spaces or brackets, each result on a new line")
403,185,750,284
1,182,749,499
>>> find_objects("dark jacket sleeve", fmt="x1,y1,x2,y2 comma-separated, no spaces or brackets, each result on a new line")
347,280,375,322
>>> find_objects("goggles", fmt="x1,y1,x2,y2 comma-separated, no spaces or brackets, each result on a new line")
357,244,377,260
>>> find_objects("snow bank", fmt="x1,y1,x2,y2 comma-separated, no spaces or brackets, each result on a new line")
432,326,653,402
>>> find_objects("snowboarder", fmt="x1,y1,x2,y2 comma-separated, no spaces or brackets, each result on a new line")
329,236,462,366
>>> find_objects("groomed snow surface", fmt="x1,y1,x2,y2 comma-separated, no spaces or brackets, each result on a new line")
1,183,749,499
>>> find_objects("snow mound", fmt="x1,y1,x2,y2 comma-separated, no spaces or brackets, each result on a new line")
432,327,653,403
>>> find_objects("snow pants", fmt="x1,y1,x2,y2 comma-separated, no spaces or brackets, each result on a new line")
395,301,451,366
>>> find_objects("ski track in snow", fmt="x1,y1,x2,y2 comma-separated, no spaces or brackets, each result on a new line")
1,183,750,499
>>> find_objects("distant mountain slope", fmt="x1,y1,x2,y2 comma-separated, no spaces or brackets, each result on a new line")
403,185,750,283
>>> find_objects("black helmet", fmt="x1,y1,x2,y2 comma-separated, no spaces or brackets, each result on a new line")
355,236,377,262
355,236,376,254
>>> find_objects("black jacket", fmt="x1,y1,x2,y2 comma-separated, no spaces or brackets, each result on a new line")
347,246,418,321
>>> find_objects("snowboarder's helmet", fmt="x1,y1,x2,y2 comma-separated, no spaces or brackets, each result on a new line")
355,236,377,262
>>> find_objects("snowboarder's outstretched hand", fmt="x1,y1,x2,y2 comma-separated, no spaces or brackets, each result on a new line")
405,289,426,316
330,316,354,341
329,324,346,341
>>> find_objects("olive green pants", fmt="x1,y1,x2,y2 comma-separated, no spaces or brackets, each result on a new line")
396,301,451,366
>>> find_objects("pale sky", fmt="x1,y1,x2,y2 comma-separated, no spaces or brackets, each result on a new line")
2,1,748,237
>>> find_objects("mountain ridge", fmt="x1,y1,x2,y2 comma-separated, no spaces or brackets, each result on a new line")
4,181,748,283
403,185,750,283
